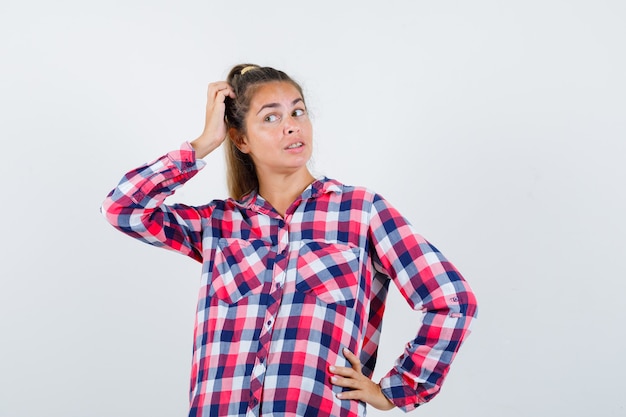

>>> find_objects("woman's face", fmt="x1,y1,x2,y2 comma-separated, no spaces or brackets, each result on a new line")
237,81,313,177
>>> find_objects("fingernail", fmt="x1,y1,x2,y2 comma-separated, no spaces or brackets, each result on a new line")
329,366,336,372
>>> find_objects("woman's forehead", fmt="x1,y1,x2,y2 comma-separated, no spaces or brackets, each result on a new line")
250,81,304,107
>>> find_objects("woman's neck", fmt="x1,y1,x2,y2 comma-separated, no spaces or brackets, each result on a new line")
257,169,316,218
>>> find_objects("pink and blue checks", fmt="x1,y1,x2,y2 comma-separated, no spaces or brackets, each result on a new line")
102,142,477,417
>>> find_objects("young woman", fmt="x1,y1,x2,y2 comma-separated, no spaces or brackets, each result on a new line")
102,64,477,417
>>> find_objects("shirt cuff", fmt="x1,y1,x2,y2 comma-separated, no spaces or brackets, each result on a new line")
168,141,207,172
379,370,424,412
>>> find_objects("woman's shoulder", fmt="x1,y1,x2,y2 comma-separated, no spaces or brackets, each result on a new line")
321,177,381,201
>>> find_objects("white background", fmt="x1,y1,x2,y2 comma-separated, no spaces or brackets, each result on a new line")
1,1,625,416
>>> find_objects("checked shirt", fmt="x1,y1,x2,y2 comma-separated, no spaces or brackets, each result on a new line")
101,142,477,417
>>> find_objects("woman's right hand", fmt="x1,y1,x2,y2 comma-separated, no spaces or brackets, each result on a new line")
190,82,236,159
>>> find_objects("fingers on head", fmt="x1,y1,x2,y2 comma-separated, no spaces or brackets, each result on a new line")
208,82,232,97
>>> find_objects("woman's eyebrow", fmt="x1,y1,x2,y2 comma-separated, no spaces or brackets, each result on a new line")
256,98,304,115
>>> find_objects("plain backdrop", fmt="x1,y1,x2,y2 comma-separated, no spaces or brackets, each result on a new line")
1,1,625,416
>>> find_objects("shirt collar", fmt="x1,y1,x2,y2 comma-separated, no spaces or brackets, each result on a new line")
233,177,343,214
304,176,343,199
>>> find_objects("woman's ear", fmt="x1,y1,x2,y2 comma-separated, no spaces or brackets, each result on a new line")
228,127,250,154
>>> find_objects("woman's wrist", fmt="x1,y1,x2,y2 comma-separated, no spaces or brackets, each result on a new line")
190,134,224,159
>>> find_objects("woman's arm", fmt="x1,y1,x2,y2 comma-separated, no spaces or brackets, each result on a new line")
366,194,478,411
101,143,209,261
101,82,236,261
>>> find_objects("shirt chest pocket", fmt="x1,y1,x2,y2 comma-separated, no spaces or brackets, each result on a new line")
210,238,272,305
295,241,361,307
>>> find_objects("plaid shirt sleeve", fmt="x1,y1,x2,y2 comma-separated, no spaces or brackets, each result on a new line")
368,194,478,411
101,142,209,262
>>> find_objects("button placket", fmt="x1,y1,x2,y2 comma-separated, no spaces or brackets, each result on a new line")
249,218,290,410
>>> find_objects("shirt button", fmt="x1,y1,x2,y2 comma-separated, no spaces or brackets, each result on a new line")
278,220,285,228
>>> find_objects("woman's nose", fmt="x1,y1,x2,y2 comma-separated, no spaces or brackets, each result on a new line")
285,119,300,135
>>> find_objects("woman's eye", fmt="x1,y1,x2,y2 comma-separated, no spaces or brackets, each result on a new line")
264,114,279,122
293,109,306,117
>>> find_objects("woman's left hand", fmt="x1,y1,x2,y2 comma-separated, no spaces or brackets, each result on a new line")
329,348,395,411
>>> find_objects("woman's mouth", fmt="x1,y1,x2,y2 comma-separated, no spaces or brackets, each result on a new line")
286,142,303,149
